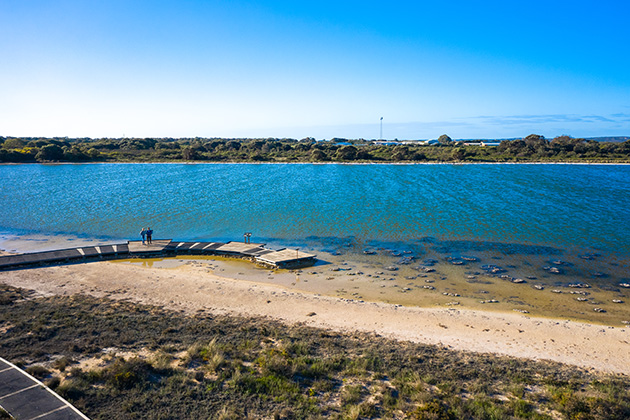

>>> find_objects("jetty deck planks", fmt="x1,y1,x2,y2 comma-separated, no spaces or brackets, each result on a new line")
127,239,171,254
0,239,316,271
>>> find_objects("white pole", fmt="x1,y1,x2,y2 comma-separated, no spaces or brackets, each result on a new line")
380,117,383,140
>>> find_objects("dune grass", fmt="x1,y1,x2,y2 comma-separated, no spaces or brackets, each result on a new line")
1,283,629,419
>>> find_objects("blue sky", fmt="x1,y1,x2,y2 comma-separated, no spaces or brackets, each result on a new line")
1,0,629,140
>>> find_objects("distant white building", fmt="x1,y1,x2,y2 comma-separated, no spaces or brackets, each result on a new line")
372,140,402,146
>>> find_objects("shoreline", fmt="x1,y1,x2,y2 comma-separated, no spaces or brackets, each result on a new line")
2,234,630,326
1,260,628,375
2,161,630,166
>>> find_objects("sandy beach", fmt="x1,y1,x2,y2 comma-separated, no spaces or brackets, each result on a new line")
0,258,628,375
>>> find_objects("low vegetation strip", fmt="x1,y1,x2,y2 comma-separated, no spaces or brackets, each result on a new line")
1,134,629,163
1,284,629,419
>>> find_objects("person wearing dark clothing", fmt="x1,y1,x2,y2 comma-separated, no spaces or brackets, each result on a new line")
146,227,153,244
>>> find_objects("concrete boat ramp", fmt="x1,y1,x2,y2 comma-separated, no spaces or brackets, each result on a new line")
0,239,316,272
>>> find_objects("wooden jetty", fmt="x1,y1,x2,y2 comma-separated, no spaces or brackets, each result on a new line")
0,239,316,271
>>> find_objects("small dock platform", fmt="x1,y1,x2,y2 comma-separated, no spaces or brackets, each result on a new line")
0,239,316,271
255,248,316,269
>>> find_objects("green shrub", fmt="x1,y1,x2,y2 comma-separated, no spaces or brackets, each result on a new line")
103,357,153,390
56,378,87,400
150,350,174,371
45,376,61,389
509,398,533,417
340,384,363,405
52,356,73,372
411,400,456,420
26,364,50,379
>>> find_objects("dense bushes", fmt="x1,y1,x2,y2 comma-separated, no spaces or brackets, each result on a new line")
1,135,629,163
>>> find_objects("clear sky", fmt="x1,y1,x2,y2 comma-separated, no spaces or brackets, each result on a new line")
1,0,629,140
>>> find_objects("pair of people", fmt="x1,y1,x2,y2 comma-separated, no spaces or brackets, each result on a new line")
140,227,153,245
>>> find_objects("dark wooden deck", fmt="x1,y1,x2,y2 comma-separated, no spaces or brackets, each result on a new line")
0,357,90,420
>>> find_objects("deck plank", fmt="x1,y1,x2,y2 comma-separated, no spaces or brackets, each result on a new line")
127,239,171,254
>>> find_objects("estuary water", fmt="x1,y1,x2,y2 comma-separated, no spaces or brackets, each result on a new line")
1,163,629,255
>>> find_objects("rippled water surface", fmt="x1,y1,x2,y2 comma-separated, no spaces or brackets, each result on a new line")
1,163,629,254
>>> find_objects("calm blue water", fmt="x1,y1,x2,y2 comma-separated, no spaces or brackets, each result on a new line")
1,163,629,258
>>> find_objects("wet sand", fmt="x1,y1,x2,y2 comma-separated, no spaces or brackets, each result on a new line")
0,258,628,375
181,250,630,327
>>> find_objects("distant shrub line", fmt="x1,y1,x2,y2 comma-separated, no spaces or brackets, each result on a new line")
1,134,629,163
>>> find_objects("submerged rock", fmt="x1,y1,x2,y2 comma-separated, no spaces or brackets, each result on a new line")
397,256,415,265
568,283,591,288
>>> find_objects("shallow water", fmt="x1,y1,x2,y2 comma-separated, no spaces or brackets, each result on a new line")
1,163,629,323
112,252,630,326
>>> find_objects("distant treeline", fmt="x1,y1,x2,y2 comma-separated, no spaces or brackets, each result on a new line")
1,134,629,163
